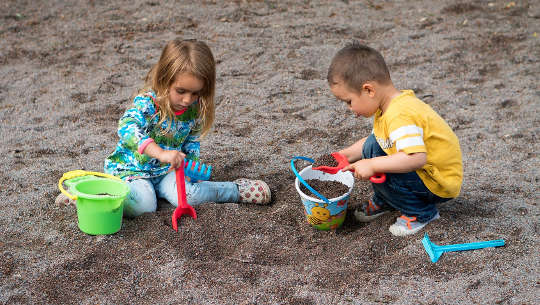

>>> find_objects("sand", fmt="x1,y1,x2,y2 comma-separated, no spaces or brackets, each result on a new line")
1,0,538,304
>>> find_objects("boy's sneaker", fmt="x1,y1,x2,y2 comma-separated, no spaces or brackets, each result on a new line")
234,179,271,205
55,193,75,206
354,199,390,222
389,212,440,236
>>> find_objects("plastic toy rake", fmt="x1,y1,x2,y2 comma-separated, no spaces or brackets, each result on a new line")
184,160,212,181
422,233,505,263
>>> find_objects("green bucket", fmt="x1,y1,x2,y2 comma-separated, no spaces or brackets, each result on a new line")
59,170,130,235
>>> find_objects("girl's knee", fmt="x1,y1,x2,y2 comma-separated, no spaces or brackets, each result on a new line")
123,196,157,217
124,179,158,217
123,190,157,216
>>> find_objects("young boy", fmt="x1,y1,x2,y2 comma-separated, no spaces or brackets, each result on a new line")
327,42,462,236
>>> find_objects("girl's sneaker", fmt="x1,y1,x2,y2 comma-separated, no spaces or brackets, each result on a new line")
354,199,390,222
389,212,440,236
55,193,75,206
234,179,271,205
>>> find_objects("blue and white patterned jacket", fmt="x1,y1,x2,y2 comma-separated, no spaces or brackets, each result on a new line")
104,91,201,180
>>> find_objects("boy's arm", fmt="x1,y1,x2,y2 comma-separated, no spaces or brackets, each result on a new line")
338,136,367,163
343,152,427,180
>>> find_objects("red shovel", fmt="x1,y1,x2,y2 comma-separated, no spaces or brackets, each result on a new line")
171,160,197,231
312,152,386,184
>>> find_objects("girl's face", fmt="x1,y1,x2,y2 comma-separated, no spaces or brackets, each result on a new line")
168,72,204,112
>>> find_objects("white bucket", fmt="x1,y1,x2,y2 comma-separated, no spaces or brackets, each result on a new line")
294,165,354,230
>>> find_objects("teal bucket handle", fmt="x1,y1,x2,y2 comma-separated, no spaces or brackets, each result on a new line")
290,156,331,204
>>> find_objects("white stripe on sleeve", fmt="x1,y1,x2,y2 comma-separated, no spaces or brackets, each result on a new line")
396,136,424,151
389,125,423,143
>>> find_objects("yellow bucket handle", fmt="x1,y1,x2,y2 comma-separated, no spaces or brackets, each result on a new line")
58,170,122,201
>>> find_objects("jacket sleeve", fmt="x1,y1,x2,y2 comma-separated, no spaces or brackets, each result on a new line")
117,95,155,153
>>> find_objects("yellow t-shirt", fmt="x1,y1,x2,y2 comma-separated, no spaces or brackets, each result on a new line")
373,90,463,198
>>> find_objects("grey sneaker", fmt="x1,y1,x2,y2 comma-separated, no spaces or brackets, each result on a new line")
388,212,440,236
354,199,390,222
234,179,271,205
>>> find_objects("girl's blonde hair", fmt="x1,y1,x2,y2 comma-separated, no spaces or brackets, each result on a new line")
142,39,215,136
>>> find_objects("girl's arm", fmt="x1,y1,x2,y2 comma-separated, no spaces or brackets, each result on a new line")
338,136,367,163
143,141,186,170
343,152,427,180
119,93,185,170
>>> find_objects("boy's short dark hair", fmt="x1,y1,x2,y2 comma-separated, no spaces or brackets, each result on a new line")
327,41,391,91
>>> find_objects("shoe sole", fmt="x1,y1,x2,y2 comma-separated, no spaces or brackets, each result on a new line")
256,180,271,205
388,213,440,236
354,209,389,222
55,193,75,206
389,224,424,236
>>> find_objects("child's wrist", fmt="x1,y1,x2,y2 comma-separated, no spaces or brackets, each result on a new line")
139,138,155,155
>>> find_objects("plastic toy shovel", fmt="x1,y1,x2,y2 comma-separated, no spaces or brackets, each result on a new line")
422,233,505,263
312,152,386,183
171,160,197,231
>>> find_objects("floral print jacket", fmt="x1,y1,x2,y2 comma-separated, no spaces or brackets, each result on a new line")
104,91,201,180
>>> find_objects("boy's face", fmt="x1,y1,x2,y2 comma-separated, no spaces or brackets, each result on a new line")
330,80,378,118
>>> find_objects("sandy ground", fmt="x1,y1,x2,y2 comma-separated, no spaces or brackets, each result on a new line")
1,0,539,304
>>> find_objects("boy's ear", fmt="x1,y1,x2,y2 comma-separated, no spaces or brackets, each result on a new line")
362,83,376,97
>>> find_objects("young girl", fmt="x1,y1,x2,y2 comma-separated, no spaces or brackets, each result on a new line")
56,39,271,216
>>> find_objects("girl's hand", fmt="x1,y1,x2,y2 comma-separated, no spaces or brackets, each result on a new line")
158,150,186,170
343,159,376,180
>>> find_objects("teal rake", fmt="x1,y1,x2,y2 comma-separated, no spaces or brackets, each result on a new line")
184,160,212,181
422,233,505,263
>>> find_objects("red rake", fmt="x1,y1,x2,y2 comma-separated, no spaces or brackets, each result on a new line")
171,160,197,231
312,152,386,184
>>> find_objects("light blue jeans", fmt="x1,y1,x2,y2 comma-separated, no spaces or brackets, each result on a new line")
123,171,239,217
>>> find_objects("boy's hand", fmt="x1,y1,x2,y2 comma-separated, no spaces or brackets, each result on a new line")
158,150,186,170
343,159,376,180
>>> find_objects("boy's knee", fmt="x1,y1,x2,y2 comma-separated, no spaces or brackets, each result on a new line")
362,134,386,159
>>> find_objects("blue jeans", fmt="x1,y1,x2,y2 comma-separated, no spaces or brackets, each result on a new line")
123,170,239,217
362,134,450,222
